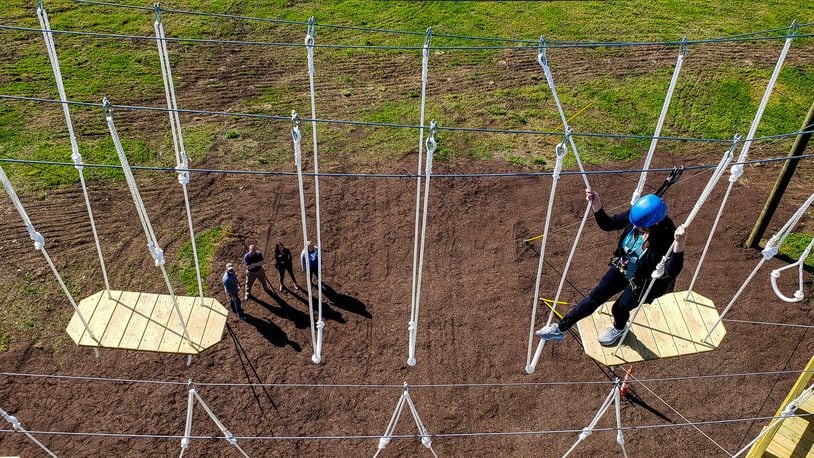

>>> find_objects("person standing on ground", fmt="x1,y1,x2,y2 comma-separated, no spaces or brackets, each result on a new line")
243,244,272,300
535,189,687,347
222,263,245,320
301,241,320,284
274,242,300,292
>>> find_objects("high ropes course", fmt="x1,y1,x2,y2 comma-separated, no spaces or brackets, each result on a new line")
0,1,813,456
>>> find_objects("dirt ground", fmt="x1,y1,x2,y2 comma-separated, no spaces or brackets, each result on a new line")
0,149,812,457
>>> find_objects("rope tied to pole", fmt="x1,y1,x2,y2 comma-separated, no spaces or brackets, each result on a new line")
0,406,58,458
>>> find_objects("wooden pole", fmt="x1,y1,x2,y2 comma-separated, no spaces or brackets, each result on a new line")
746,101,814,248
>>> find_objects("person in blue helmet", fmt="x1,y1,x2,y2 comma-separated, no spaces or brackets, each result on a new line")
536,189,687,347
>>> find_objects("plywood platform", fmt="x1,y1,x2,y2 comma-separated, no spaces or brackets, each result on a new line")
577,290,725,366
748,355,814,458
66,290,228,354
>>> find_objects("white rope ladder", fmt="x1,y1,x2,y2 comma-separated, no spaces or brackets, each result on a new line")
527,37,594,374
686,22,797,298
103,99,195,352
154,4,205,302
407,27,433,367
36,1,112,298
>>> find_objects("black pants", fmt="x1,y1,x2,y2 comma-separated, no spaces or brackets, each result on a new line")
558,267,666,331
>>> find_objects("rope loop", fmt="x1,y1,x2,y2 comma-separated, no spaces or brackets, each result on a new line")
425,120,438,155
537,36,548,67
789,20,799,37
423,27,432,59
102,97,113,118
153,2,161,24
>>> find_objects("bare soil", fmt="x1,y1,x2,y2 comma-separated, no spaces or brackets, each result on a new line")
0,150,813,457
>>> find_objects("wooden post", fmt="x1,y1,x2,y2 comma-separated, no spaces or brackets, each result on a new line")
747,101,814,248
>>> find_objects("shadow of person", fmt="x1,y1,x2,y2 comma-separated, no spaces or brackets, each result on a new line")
283,287,346,324
252,295,311,330
242,313,301,352
321,283,372,319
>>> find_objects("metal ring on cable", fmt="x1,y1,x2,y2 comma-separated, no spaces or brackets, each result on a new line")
537,36,548,67
425,120,437,154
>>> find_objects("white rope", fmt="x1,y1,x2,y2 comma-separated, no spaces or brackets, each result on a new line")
407,121,438,367
304,17,325,363
0,405,58,457
703,191,814,341
613,135,739,356
562,380,626,458
154,6,204,301
525,141,568,373
180,382,250,458
374,383,437,458
527,38,596,374
290,112,319,362
631,39,687,205
36,2,112,296
629,374,732,456
103,99,194,348
0,163,101,354
731,381,814,458
686,24,796,295
407,27,432,368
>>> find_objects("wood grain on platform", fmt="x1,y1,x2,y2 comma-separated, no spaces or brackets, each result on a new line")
66,290,228,354
577,291,725,366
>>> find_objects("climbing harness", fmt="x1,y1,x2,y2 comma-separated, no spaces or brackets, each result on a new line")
612,134,740,357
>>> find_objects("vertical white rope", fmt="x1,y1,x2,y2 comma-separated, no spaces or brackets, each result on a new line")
408,28,432,368
704,192,814,341
291,112,318,359
407,121,437,367
538,38,591,190
687,24,795,296
524,142,568,373
154,5,204,301
103,99,193,348
179,383,195,458
0,163,101,354
562,382,618,458
305,17,325,363
527,38,595,374
37,3,112,296
631,38,687,205
0,405,58,458
613,137,738,356
613,387,628,458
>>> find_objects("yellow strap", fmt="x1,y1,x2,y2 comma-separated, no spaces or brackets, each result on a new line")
541,298,569,319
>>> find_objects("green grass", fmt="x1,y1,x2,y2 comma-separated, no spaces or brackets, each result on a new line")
778,232,814,270
169,225,230,296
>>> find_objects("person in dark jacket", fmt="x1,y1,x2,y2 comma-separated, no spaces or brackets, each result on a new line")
536,189,687,346
222,263,245,320
243,244,272,300
274,242,300,292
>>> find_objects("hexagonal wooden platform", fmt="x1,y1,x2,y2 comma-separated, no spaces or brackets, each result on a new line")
577,290,726,366
66,290,228,354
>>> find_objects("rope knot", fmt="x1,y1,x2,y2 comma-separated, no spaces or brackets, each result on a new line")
29,230,45,250
149,243,165,266
728,163,744,183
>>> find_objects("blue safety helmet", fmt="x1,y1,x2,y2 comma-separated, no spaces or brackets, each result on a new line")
629,194,668,228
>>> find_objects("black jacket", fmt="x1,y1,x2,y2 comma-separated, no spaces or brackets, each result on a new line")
594,208,683,291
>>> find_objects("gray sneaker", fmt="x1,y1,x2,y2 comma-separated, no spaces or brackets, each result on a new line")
597,326,625,346
535,323,565,342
